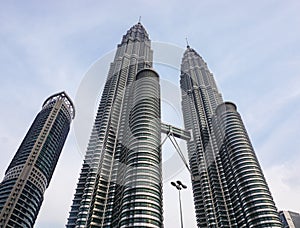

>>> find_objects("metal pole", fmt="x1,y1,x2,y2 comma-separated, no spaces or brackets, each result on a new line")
179,189,183,228
171,181,186,228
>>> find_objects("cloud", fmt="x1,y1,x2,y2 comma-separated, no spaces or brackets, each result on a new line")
265,160,300,212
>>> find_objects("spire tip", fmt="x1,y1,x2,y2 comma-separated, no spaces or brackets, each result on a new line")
138,16,141,24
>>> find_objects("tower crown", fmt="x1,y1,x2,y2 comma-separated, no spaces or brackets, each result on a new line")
183,45,201,58
120,22,150,44
43,91,75,120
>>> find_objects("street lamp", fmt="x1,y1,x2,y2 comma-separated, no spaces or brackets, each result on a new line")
171,180,187,228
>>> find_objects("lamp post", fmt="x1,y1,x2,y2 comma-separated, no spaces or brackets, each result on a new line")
171,180,187,228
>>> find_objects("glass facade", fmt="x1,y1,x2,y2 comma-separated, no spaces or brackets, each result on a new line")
0,92,74,228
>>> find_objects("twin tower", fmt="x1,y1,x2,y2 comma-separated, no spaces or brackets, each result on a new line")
66,23,282,227
0,22,282,227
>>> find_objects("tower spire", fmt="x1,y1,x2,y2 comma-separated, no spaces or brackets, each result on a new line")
186,37,190,48
138,16,141,24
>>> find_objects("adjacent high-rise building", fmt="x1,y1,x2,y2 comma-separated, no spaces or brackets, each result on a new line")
280,210,300,228
0,91,75,228
67,23,163,227
180,45,282,227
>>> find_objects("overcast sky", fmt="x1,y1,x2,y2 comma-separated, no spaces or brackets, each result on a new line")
0,1,300,227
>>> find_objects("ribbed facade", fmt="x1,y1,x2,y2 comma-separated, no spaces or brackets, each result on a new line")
0,91,74,228
67,23,163,227
180,46,282,227
119,69,162,227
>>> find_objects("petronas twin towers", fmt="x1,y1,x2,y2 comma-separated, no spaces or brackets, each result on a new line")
66,22,282,227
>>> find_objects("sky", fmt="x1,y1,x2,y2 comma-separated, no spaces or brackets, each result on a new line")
0,0,300,227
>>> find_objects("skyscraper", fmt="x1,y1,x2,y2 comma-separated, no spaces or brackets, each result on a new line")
280,210,300,228
0,91,75,228
67,23,163,227
180,45,282,227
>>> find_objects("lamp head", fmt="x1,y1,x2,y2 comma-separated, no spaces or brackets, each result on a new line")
177,180,187,188
177,180,182,186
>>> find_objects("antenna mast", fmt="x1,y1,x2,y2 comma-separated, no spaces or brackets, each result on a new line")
186,37,190,48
